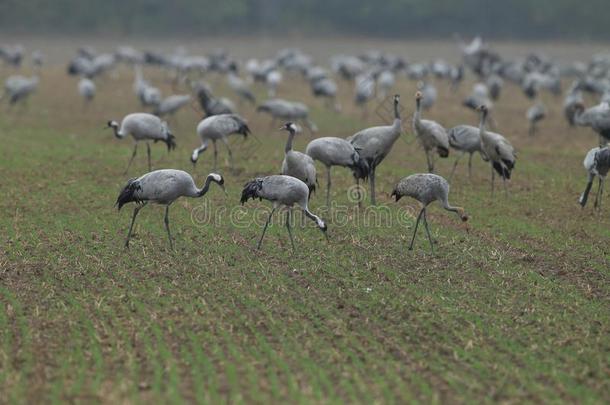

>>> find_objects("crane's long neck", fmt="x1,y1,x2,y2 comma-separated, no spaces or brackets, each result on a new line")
392,99,401,131
285,129,296,154
479,111,489,142
414,98,422,124
111,124,124,139
441,195,465,220
197,176,214,197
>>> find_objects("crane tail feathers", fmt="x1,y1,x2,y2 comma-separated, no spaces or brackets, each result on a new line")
240,178,263,204
492,161,513,180
115,179,142,210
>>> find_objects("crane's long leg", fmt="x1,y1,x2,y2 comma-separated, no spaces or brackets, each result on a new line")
125,202,147,248
326,166,331,207
422,209,435,253
449,152,465,181
257,207,276,250
408,208,424,251
285,210,295,252
146,142,152,172
502,175,509,198
124,143,138,175
468,153,473,179
426,151,434,173
221,137,234,169
212,141,218,172
490,165,495,198
355,178,362,209
594,177,604,210
370,167,376,205
164,205,174,250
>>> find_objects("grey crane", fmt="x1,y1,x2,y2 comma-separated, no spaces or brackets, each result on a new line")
281,123,317,195
240,175,327,251
191,114,250,171
116,170,225,249
305,137,369,206
227,66,256,105
417,81,437,111
526,102,546,136
257,98,318,133
194,83,236,117
153,94,191,118
564,83,584,127
266,69,282,97
573,101,610,146
391,173,468,253
347,94,403,205
354,73,376,114
377,70,395,100
310,76,340,112
78,78,96,105
413,91,450,173
579,146,610,210
447,125,487,180
107,113,177,174
2,75,38,106
477,105,516,197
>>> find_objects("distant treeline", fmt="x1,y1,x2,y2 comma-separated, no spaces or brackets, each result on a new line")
1,0,607,39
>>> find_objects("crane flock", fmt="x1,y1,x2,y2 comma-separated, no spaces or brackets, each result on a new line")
3,36,609,252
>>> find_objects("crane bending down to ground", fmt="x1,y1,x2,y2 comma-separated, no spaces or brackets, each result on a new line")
391,173,468,253
579,146,610,209
191,114,250,171
240,175,328,252
477,105,516,197
347,94,402,205
116,170,225,248
107,113,177,174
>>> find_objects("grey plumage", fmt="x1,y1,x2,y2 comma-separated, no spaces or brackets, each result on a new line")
477,105,516,197
347,94,403,205
154,94,191,118
78,78,96,103
305,136,369,206
526,102,546,136
447,125,488,180
116,170,225,248
413,91,450,173
2,75,38,106
194,83,236,117
191,114,250,171
227,67,256,104
257,98,318,133
391,173,468,252
573,102,610,146
579,146,610,209
280,123,317,196
564,83,583,127
107,113,177,174
240,175,327,251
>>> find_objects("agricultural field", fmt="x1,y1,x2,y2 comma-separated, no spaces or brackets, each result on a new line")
0,38,609,403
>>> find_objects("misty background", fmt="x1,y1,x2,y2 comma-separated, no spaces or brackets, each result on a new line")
0,0,607,39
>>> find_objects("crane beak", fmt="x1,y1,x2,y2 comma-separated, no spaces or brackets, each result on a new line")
220,184,227,195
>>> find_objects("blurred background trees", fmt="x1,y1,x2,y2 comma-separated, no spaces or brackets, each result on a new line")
0,0,607,39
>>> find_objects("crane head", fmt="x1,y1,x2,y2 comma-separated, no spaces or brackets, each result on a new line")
280,122,298,134
476,105,488,114
209,173,227,195
415,91,423,100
